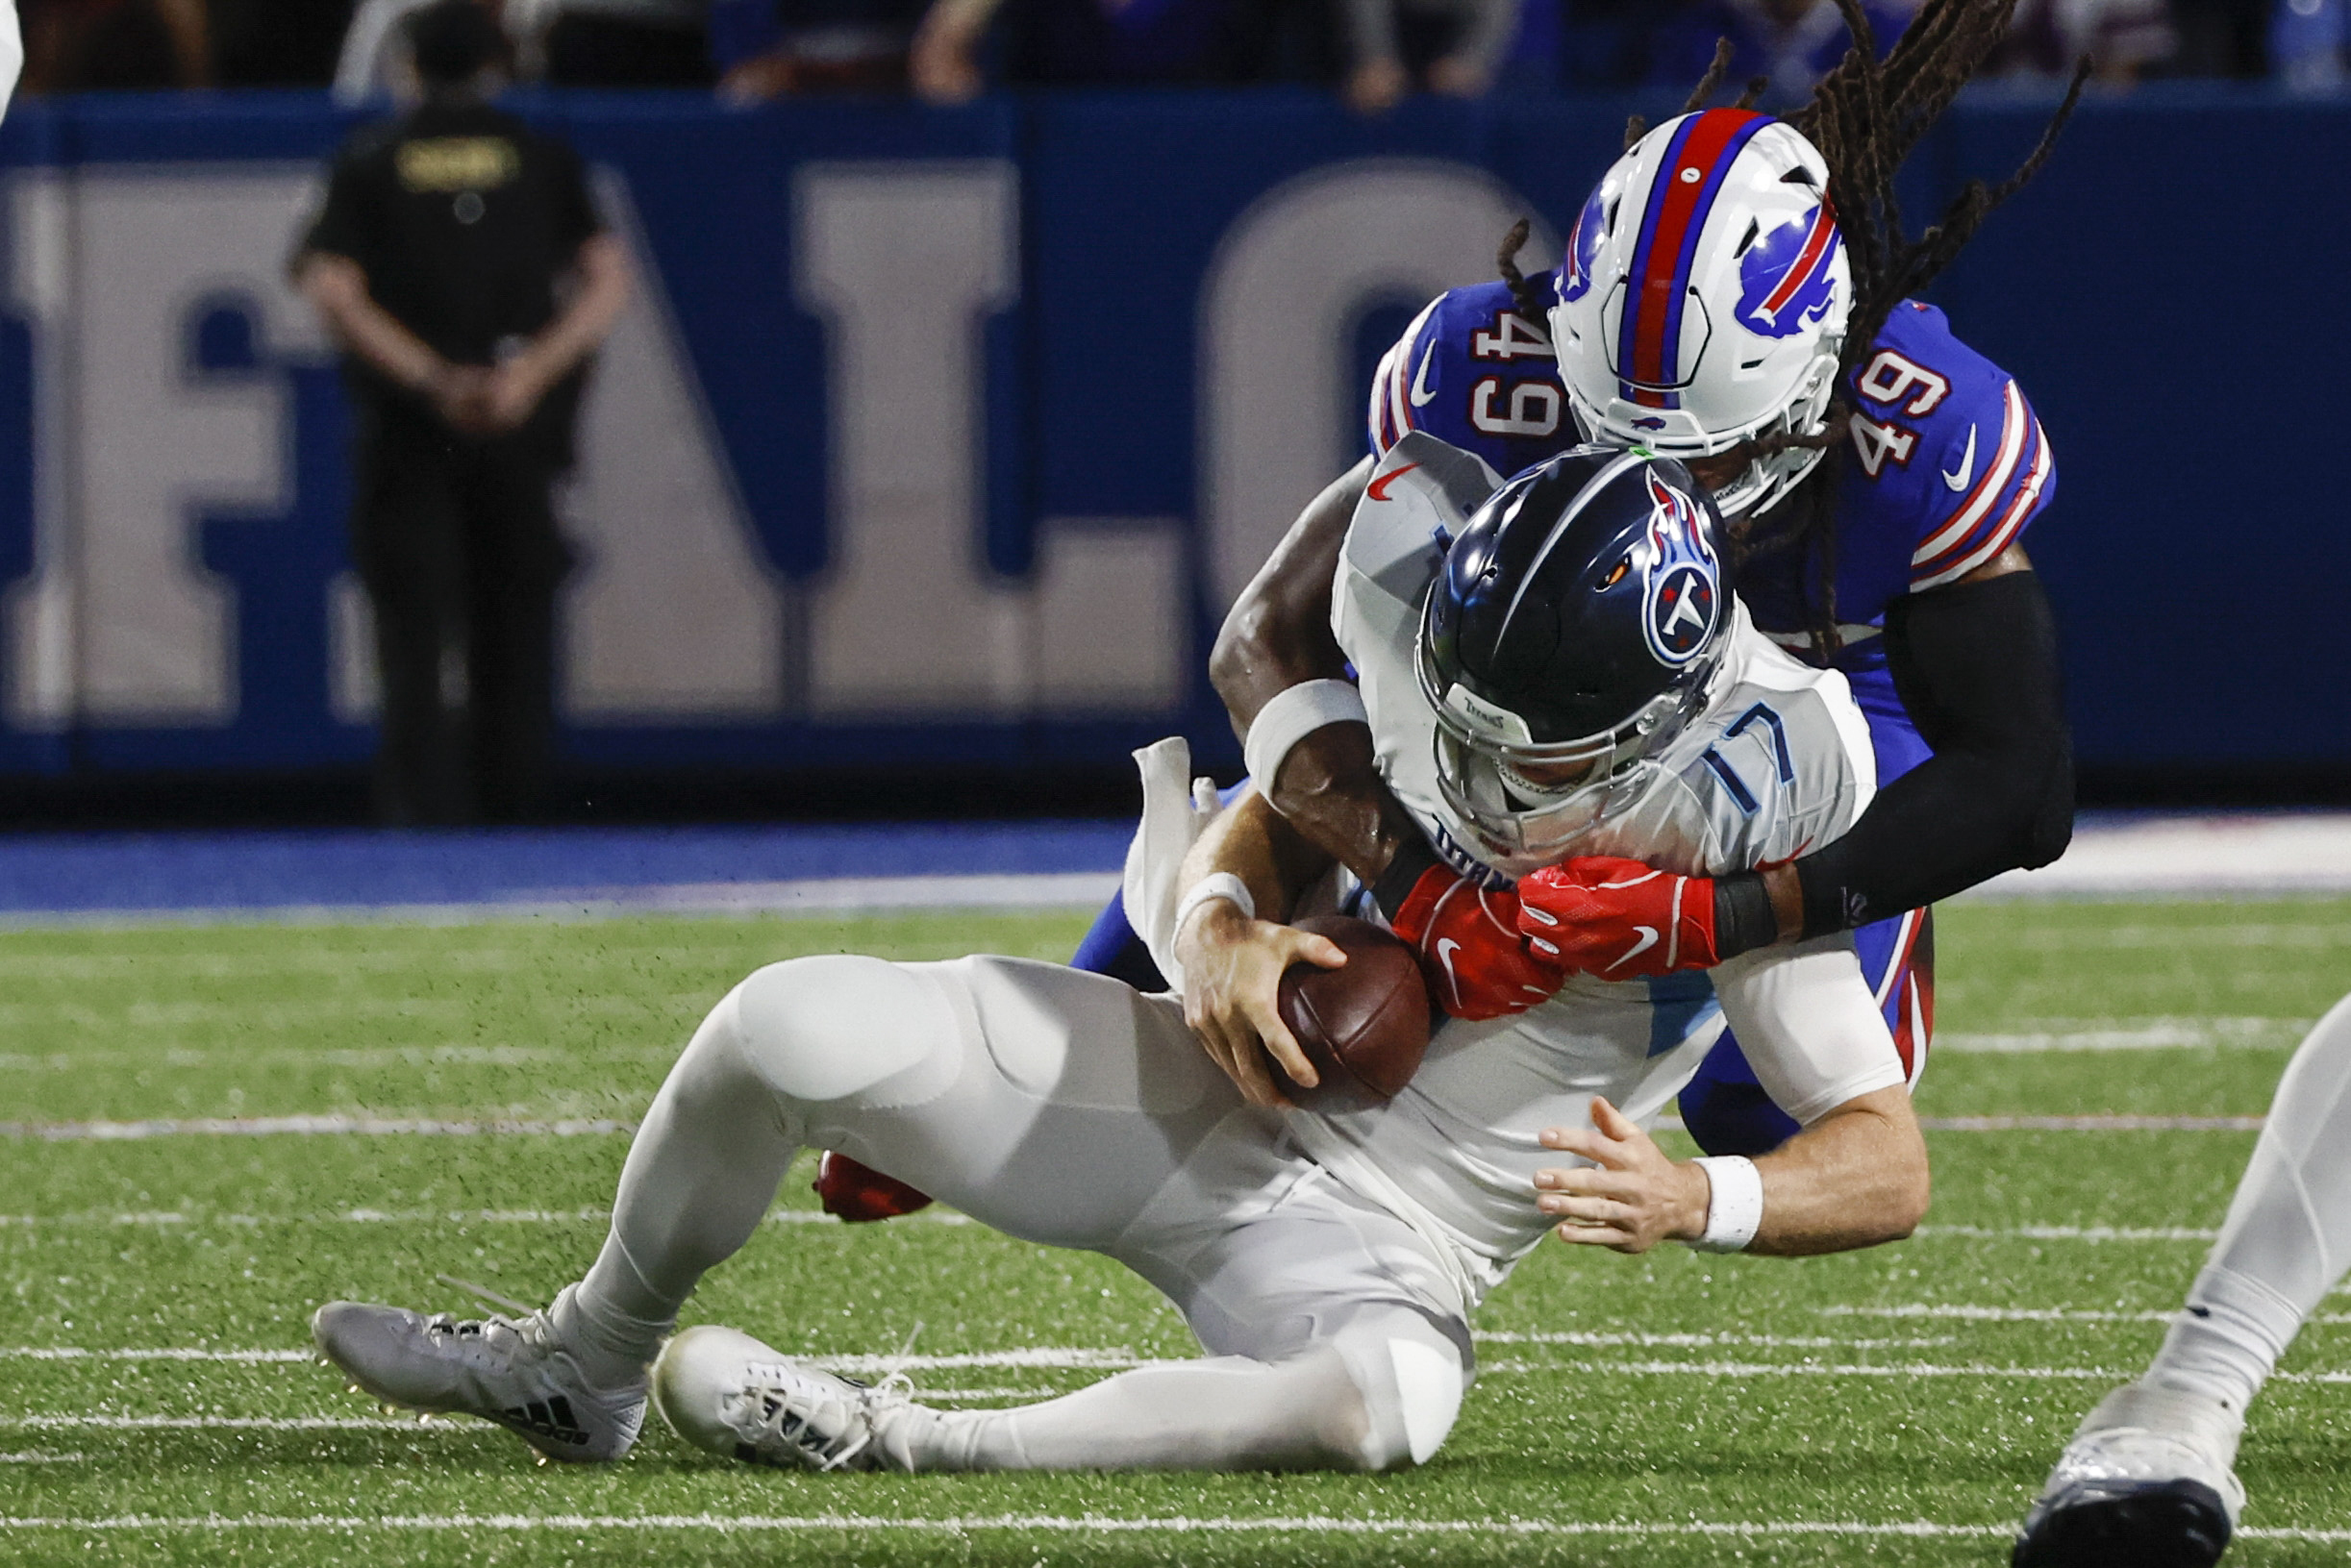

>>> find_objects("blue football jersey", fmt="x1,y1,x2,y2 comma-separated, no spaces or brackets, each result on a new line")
1366,286,2057,694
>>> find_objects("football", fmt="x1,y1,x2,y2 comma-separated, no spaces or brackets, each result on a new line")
1276,914,1433,1108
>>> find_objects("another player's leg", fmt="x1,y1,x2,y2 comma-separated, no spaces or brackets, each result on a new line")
655,1125,1471,1473
2015,991,2351,1567
1681,907,1933,1156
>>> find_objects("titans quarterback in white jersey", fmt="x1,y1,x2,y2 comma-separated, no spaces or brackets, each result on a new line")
308,441,1929,1477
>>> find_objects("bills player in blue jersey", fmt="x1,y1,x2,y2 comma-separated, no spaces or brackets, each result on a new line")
1203,2,2086,1159
811,0,2083,1217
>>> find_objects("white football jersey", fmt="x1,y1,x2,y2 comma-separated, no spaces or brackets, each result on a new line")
1279,432,1902,1311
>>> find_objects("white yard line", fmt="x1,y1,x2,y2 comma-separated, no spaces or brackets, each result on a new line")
0,1115,639,1140
1820,1305,2351,1327
0,1511,2342,1543
1912,1223,2221,1241
2,1113,2270,1141
1919,1116,2264,1132
1937,1018,2308,1053
0,1416,419,1431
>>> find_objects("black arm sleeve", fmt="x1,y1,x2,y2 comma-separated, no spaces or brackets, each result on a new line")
1790,567,2075,936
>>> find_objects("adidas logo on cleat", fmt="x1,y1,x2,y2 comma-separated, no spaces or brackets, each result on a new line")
501,1396,590,1448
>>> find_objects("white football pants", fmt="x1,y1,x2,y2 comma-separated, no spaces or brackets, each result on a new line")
2144,990,2351,1413
555,954,1472,1472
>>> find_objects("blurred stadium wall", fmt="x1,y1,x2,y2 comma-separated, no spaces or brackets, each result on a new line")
0,87,2337,819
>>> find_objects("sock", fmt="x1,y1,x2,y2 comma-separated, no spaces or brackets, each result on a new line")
885,1348,1382,1473
2143,993,2351,1415
555,985,803,1383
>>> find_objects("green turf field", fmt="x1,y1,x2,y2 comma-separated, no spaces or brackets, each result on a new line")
3,901,2347,1565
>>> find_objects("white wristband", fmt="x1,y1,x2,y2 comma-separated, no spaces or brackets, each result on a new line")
1687,1156,1763,1253
1242,679,1370,796
1172,872,1256,944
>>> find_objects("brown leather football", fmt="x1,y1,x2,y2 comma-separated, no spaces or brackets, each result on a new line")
1276,914,1432,1108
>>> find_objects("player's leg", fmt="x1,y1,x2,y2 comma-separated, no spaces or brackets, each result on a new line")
2015,991,2351,1566
314,952,1240,1459
1681,907,1933,1156
814,775,1244,1216
657,1130,1471,1473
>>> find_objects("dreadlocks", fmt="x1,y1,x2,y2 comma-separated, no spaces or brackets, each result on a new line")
1499,0,2087,658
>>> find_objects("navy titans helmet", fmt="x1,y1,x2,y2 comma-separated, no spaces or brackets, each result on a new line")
1413,446,1736,868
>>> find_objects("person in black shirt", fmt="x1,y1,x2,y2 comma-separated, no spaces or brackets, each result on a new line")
294,0,629,824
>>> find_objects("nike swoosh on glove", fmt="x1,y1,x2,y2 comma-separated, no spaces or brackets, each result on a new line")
1388,864,1565,1021
1516,857,1717,979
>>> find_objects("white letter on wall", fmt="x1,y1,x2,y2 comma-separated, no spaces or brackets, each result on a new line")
794,161,1026,714
1199,160,1555,612
561,170,786,720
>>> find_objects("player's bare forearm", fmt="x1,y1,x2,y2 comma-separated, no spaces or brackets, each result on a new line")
1209,459,1369,733
1177,788,1329,926
1744,1085,1930,1256
1209,457,1423,888
1173,790,1344,1108
1536,1085,1927,1257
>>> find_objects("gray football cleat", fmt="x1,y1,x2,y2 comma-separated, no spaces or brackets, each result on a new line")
652,1323,913,1472
312,1285,646,1463
2013,1381,2246,1568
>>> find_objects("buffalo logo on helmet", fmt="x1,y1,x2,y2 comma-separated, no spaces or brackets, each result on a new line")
1555,186,1608,305
1733,199,1840,339
1639,471,1720,668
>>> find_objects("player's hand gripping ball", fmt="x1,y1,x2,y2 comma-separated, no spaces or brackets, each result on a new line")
1276,915,1432,1108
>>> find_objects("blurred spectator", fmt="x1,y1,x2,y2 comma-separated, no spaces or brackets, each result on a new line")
531,0,713,84
1646,0,1907,106
22,0,207,89
1987,0,2175,83
294,0,630,824
714,0,924,98
336,0,514,103
211,0,353,85
2270,0,2343,87
1338,0,1521,112
909,0,1279,98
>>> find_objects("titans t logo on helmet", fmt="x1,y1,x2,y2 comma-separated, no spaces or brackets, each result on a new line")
1734,201,1841,339
1555,187,1608,305
1641,471,1720,667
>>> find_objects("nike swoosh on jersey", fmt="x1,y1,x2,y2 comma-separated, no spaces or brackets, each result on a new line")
1410,339,1438,407
1435,936,1464,1004
1365,461,1421,502
1941,424,1978,491
1606,926,1660,973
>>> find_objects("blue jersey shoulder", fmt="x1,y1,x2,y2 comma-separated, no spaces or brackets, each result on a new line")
1841,300,2057,590
1368,279,1574,479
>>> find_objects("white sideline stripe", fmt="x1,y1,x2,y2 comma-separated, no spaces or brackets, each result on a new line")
0,1453,81,1464
0,872,1124,930
2,1114,2266,1141
1971,812,2351,896
1475,1331,1955,1350
0,1512,2342,1543
1938,1018,2308,1053
1822,1305,2351,1327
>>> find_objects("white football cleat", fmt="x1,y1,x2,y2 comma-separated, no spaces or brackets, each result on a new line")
312,1285,646,1463
653,1323,914,1472
2013,1381,2246,1568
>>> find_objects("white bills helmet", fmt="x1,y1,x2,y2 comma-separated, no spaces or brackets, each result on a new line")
1549,110,1850,519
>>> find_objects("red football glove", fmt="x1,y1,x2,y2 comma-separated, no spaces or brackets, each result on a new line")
1516,857,1717,980
1388,864,1565,1021
814,1151,934,1222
